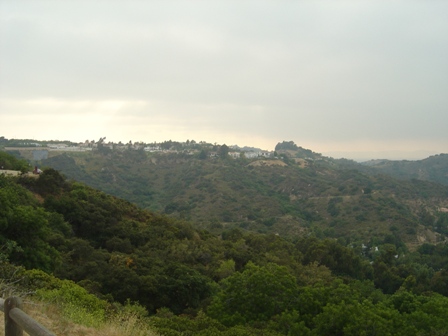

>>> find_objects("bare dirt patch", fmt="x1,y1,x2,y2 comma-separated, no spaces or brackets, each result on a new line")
248,160,287,167
0,170,22,176
292,158,308,168
0,170,39,178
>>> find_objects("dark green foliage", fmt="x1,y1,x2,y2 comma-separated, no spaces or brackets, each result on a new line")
361,153,448,186
3,150,448,334
151,263,212,314
218,144,230,158
23,168,70,196
0,151,30,172
208,262,299,325
296,237,371,279
327,197,342,216
198,149,208,159
0,175,63,271
37,146,448,245
433,212,448,235
275,141,298,151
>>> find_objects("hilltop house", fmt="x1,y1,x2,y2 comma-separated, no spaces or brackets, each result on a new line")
144,146,162,152
243,151,259,159
228,152,241,159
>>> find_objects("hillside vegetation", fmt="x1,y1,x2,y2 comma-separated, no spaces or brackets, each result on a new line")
360,153,448,186
1,149,448,334
37,143,448,249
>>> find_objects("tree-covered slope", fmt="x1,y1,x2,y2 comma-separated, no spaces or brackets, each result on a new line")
2,163,448,334
360,153,448,186
40,147,448,247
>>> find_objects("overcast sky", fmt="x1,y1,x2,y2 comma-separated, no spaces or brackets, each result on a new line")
1,1,447,161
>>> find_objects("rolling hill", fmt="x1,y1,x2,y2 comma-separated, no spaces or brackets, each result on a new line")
37,143,448,249
2,149,448,335
360,153,448,186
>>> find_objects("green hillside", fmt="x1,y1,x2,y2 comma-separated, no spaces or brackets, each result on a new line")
360,154,448,186
38,144,448,249
2,152,448,334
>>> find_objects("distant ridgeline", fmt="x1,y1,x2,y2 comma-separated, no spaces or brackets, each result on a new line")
2,137,448,245
359,153,448,186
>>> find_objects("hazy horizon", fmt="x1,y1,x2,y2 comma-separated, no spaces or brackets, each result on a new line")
1,1,447,161
2,133,445,163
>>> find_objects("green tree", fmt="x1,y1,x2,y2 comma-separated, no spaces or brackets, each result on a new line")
208,262,298,325
198,149,208,160
268,310,311,335
6,205,60,271
215,259,236,280
34,168,68,195
218,144,230,158
0,177,63,271
150,263,213,314
0,151,29,172
275,141,298,151
313,300,401,336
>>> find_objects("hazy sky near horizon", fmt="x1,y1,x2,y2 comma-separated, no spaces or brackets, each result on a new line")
1,1,447,160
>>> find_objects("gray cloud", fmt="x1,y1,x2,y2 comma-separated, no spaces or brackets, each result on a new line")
1,1,447,158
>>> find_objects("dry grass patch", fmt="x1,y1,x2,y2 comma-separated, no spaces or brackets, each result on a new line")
0,298,159,336
248,160,287,167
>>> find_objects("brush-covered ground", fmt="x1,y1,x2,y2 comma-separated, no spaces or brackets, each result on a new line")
39,145,448,248
0,265,158,336
2,150,448,335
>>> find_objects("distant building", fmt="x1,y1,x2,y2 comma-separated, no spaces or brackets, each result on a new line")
243,152,259,159
47,143,68,149
260,151,272,158
144,146,162,152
